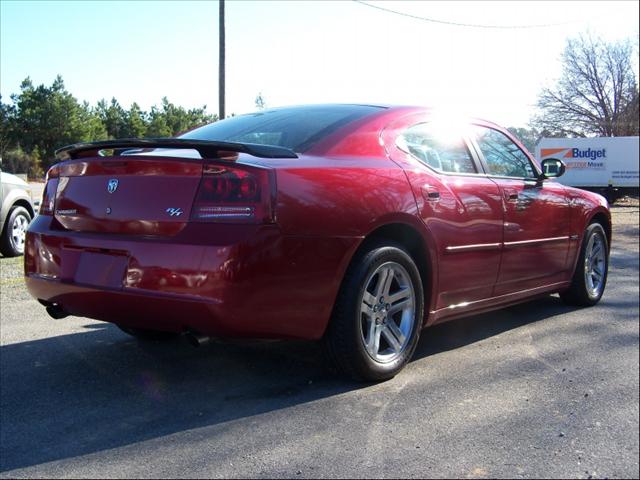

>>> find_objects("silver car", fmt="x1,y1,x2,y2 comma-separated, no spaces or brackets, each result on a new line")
0,172,35,257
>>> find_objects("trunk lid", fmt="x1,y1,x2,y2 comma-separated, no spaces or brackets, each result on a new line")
54,156,202,236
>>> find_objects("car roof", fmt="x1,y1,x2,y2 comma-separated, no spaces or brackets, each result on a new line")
268,103,501,126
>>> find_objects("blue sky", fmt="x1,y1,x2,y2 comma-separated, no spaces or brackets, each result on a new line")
1,1,638,127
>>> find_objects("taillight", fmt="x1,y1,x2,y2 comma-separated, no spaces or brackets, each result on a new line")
190,163,275,223
39,166,60,216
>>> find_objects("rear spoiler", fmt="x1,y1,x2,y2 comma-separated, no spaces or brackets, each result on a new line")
54,138,299,161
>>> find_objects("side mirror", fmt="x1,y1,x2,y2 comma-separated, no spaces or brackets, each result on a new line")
540,158,566,179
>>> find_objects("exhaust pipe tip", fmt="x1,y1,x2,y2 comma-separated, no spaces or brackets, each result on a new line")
46,304,69,320
184,331,211,347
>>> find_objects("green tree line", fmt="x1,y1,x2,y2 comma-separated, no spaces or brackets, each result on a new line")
0,75,217,178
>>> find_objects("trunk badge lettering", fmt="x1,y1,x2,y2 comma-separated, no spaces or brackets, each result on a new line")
107,179,119,193
166,208,183,217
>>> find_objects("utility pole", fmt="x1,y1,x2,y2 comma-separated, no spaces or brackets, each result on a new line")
218,0,225,119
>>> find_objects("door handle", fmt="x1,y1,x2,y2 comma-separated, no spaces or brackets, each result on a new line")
421,185,440,202
504,189,519,202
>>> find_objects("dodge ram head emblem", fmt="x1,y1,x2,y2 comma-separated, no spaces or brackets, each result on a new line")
107,179,119,193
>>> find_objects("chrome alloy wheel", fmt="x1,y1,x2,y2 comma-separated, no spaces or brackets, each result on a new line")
584,231,606,298
11,213,29,254
359,261,416,363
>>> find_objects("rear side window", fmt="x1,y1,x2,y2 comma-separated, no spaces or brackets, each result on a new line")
180,105,384,153
472,126,537,178
396,123,477,174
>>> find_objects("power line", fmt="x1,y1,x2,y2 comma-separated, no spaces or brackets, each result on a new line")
353,0,575,29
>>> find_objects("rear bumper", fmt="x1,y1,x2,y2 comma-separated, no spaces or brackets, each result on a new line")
24,216,360,339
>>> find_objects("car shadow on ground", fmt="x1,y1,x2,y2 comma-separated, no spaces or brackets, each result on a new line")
4,287,636,474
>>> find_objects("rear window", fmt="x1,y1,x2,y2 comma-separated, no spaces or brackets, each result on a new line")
180,105,384,153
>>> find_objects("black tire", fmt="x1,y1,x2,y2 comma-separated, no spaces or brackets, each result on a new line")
117,325,180,341
0,206,31,257
560,223,609,306
323,242,424,382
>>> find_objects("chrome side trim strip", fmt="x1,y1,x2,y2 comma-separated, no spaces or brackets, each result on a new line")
445,242,502,253
446,236,571,253
503,236,569,247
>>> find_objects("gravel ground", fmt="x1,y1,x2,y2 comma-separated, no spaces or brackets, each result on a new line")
0,200,638,479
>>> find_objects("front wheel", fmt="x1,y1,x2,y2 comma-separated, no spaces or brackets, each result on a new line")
324,242,424,382
560,223,609,306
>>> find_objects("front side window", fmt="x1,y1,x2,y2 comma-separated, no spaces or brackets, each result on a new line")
396,123,477,174
472,126,537,178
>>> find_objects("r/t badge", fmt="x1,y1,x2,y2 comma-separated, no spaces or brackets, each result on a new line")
166,208,183,217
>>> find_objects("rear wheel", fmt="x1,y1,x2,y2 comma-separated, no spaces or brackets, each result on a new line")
117,325,180,341
324,242,424,382
0,206,31,257
560,223,609,306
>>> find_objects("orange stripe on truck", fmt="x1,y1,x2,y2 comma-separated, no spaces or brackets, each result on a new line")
540,148,568,157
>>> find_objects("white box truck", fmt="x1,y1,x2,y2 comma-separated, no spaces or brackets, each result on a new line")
536,136,639,202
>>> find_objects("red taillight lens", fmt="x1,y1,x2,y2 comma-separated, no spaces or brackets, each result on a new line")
39,167,60,216
190,164,275,223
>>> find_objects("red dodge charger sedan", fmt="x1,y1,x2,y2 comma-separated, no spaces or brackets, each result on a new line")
25,104,611,381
